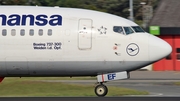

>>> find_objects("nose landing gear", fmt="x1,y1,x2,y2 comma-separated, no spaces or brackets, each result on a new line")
94,83,108,97
95,71,129,97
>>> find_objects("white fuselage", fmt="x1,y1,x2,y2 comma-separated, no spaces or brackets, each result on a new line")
0,6,171,77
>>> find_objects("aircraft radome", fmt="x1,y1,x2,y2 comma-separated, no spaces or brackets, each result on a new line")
0,6,172,97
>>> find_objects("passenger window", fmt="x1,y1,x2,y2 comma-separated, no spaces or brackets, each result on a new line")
123,27,134,35
2,29,7,36
48,29,52,36
113,26,124,34
29,29,34,36
11,29,16,36
39,29,43,36
20,29,25,36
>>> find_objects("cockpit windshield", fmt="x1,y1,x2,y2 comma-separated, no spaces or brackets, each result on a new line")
131,26,145,33
113,26,144,35
113,26,125,34
123,27,134,35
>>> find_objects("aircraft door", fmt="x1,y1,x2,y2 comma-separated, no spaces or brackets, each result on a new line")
78,19,92,50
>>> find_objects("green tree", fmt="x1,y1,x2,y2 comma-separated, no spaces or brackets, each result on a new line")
0,0,27,5
0,0,159,21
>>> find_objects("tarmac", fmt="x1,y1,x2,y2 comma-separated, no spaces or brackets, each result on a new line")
1,97,180,101
129,71,180,80
39,71,180,97
1,71,180,101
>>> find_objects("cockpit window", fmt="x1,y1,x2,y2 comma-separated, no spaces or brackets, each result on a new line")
131,26,145,33
113,26,125,34
123,27,134,35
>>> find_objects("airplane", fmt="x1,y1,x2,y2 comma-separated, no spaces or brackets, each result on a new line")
0,6,172,97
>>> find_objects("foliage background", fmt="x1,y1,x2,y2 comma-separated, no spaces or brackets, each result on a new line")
0,0,159,22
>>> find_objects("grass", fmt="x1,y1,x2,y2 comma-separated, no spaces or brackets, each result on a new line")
174,82,180,86
0,77,149,97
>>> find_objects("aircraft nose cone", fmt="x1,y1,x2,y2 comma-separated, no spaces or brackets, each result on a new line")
149,35,172,61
